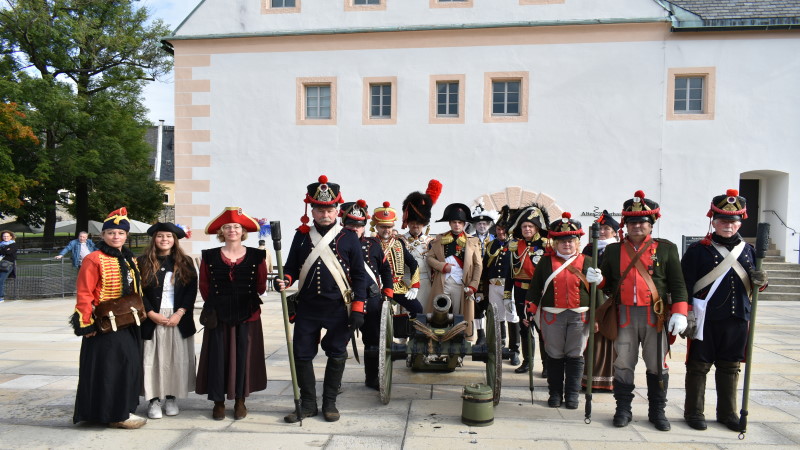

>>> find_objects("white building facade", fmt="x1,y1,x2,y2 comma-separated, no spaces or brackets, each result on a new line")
164,0,800,261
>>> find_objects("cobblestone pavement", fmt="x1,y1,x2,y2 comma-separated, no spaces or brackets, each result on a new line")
0,294,798,449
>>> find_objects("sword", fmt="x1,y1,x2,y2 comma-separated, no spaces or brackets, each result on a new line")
351,329,361,364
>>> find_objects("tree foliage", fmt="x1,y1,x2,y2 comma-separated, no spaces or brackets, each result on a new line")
0,0,172,236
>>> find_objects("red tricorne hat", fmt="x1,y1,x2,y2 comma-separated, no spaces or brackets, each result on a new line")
205,207,259,234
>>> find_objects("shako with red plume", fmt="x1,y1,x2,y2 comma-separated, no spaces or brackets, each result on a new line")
548,212,585,240
340,199,370,227
370,201,398,231
620,189,661,227
298,174,344,233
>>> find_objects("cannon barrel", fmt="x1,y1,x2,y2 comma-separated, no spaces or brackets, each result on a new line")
430,294,452,327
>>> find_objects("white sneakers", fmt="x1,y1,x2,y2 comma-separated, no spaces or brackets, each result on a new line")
148,400,163,419
164,398,179,416
109,413,147,429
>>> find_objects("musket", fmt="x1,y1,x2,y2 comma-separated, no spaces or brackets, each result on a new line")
738,222,770,440
584,222,600,424
270,221,303,426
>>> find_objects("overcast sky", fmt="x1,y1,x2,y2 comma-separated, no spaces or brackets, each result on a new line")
141,0,200,125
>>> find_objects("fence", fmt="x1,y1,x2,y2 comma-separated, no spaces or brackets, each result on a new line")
3,250,78,299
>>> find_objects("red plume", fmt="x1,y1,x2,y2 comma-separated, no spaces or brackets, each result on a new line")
383,201,390,208
318,175,328,184
727,189,739,196
634,190,645,199
562,212,571,219
357,199,367,208
426,179,442,205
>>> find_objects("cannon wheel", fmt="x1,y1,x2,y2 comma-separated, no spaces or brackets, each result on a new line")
378,300,394,405
485,303,502,406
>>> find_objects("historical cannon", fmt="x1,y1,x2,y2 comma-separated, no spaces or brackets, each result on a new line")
367,295,502,406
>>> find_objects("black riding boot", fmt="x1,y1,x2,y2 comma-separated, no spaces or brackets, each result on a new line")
547,358,565,407
515,325,531,374
322,356,347,422
508,322,520,366
613,379,635,427
284,360,318,423
564,357,585,410
715,361,741,431
684,360,712,430
646,373,671,431
500,321,507,347
475,329,486,347
364,356,379,391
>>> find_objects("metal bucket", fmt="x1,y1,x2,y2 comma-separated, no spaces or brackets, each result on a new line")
461,383,494,427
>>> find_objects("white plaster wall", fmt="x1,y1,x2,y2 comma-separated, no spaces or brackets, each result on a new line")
178,31,800,261
661,36,800,259
174,0,667,36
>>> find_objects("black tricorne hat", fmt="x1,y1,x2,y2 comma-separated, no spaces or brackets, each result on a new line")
508,203,550,239
147,222,187,239
620,190,661,226
436,203,473,223
707,189,747,221
495,205,517,230
401,179,442,228
548,212,584,240
596,210,620,232
340,199,370,227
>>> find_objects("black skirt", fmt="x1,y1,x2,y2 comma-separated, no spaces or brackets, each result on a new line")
73,326,143,424
195,318,267,401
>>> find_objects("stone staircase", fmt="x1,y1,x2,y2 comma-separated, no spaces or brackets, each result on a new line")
745,238,800,301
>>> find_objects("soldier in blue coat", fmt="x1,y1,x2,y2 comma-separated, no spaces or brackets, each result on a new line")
275,175,368,423
681,189,768,431
340,199,393,390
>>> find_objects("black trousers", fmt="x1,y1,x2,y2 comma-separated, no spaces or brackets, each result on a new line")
294,296,350,361
688,317,748,363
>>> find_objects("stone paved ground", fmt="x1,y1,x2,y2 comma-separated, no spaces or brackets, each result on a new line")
0,294,798,449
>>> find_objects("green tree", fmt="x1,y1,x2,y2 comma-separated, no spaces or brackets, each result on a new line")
0,0,172,238
0,102,40,210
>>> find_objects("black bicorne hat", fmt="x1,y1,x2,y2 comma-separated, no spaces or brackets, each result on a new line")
147,222,187,239
507,203,550,239
436,203,473,223
707,189,747,221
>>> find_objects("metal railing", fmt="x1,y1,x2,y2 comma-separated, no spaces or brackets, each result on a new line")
764,209,799,264
3,250,78,300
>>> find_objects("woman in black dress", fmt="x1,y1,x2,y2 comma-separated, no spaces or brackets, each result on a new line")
196,207,268,420
71,208,146,429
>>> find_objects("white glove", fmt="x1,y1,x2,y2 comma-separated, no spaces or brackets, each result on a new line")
668,313,688,336
406,288,418,300
586,267,603,284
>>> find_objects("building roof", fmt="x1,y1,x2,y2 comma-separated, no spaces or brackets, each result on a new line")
662,0,800,30
145,125,175,182
668,0,800,19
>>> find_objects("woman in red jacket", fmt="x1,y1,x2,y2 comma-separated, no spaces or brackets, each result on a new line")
525,213,602,410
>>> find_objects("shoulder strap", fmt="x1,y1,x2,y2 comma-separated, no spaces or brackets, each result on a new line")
612,239,656,301
623,241,660,304
541,254,578,295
